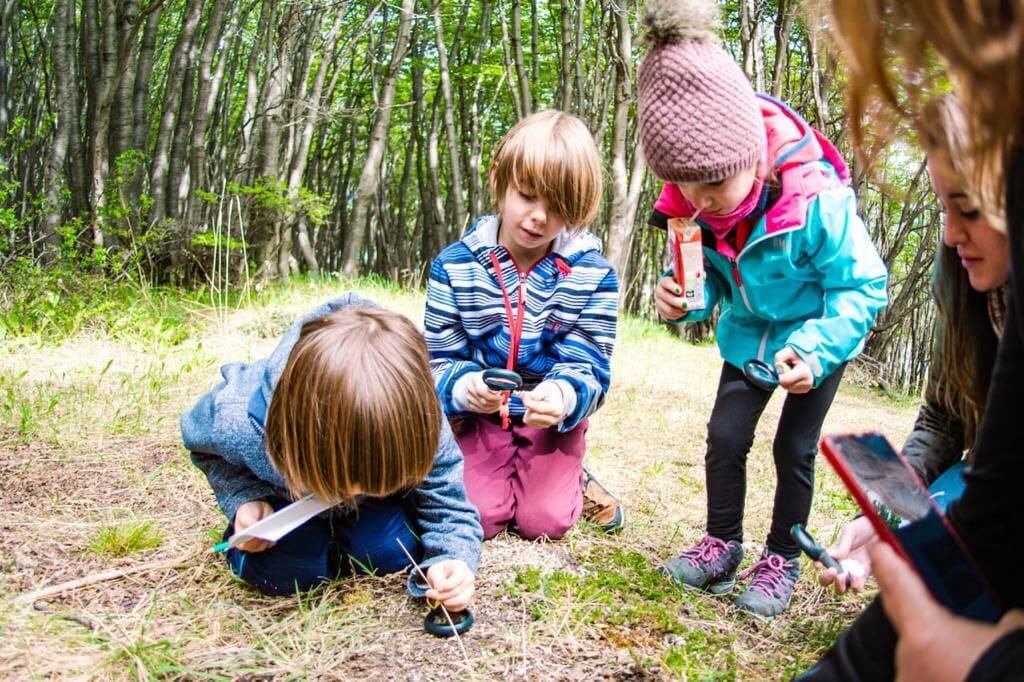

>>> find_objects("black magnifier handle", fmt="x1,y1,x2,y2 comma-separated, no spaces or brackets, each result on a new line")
791,524,844,574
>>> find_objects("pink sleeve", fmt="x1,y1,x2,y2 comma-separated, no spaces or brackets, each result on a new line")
652,183,694,218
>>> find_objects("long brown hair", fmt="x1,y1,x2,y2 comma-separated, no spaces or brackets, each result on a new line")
922,96,1000,447
826,0,1021,228
929,246,998,448
265,306,440,506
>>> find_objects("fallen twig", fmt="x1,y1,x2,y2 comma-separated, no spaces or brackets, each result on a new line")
14,552,191,606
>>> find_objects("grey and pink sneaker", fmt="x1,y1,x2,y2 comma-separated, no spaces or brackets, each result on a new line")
734,550,801,618
664,536,744,594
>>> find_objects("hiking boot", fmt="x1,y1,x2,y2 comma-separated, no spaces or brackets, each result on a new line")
734,550,801,618
664,536,744,594
581,468,625,533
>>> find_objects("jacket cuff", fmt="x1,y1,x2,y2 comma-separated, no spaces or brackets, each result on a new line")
967,628,1024,682
451,372,477,413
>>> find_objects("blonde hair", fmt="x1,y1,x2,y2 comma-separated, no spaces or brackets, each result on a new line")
826,0,1021,229
921,94,1005,233
265,307,440,506
489,110,603,229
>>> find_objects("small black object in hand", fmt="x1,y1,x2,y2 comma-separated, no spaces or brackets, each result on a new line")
743,359,780,391
482,368,523,392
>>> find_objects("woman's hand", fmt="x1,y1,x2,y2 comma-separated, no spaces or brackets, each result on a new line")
426,560,476,612
464,372,505,414
775,346,814,394
655,276,688,321
521,381,566,428
872,541,1024,682
817,516,875,593
233,500,275,553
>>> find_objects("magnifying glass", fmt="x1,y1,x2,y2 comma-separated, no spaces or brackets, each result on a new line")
482,368,523,392
743,359,781,391
424,604,474,638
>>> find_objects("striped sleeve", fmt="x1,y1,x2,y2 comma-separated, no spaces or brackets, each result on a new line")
424,255,483,416
545,266,619,431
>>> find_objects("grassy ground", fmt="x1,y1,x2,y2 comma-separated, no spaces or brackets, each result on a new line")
0,276,918,680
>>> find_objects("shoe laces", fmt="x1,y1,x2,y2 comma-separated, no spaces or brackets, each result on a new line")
738,553,789,598
678,536,729,568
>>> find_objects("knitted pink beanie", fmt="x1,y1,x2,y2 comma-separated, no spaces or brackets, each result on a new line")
638,0,765,184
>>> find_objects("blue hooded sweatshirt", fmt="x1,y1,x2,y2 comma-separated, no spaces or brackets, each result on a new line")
180,293,483,595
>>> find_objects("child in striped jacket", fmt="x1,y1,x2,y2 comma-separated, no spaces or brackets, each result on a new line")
424,110,622,540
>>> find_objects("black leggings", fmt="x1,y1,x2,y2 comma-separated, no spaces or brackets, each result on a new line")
704,361,846,559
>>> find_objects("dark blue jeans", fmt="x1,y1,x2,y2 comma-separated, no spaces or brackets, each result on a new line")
224,495,422,596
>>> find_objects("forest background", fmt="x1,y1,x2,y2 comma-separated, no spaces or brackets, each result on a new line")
0,0,938,392
0,1,935,677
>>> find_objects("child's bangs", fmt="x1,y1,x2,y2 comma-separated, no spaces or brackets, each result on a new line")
514,131,599,227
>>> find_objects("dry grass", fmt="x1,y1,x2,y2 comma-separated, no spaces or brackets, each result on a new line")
0,278,918,680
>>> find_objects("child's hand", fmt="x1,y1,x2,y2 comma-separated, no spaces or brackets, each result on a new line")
521,381,566,428
425,559,475,612
233,500,276,553
655,276,688,321
464,372,505,414
817,516,875,593
774,347,814,394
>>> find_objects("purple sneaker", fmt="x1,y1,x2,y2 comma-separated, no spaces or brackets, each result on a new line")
734,550,801,618
664,536,744,594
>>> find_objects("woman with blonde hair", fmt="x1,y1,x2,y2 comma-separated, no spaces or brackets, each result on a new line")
801,2,1024,680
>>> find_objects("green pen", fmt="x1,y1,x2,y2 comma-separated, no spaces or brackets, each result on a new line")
212,541,230,553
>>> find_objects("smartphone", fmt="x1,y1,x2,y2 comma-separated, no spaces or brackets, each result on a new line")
820,432,1001,622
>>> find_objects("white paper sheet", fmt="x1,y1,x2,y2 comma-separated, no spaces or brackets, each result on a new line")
225,493,334,549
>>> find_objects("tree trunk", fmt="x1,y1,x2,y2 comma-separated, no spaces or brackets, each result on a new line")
42,0,75,253
185,0,231,228
739,0,764,91
805,20,832,131
604,0,645,292
771,0,796,98
88,0,165,247
556,0,575,111
432,0,466,234
148,0,203,228
109,0,139,167
0,0,12,141
463,0,491,219
286,9,344,274
341,0,415,276
509,0,532,116
251,2,298,281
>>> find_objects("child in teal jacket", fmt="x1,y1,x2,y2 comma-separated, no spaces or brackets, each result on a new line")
637,0,888,617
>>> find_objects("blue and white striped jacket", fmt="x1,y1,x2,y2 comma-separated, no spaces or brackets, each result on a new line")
425,216,619,431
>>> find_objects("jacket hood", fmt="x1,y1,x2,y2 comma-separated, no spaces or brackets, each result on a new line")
460,215,604,267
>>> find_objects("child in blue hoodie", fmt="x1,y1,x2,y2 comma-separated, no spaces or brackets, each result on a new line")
637,0,888,617
424,111,621,540
181,294,482,609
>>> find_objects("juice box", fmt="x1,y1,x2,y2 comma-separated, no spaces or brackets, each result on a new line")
668,217,705,311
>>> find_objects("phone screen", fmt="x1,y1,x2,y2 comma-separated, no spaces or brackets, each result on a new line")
825,432,932,522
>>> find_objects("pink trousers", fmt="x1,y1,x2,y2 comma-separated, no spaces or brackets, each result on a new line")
456,415,587,540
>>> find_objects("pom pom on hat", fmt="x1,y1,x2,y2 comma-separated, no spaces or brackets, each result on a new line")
638,0,764,184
